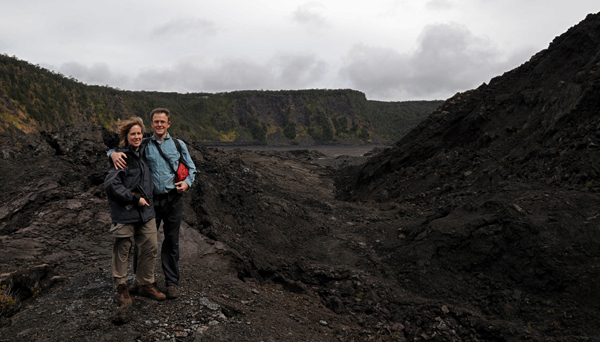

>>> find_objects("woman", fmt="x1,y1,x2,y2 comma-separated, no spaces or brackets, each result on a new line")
104,117,166,303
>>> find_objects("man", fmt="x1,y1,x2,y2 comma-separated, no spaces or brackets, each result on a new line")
108,108,196,299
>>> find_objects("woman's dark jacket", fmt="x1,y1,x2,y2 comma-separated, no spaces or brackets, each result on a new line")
104,144,155,224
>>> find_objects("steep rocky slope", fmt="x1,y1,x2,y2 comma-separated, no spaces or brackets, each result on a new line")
336,10,600,340
344,12,600,199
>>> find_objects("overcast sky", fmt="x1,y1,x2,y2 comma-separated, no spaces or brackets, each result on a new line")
1,1,598,101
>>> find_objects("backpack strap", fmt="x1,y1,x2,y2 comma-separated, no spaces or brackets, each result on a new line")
152,140,178,175
172,138,189,168
141,137,151,148
147,136,188,173
173,138,182,154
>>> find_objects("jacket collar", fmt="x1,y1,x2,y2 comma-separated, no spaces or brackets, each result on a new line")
151,132,171,142
115,144,141,157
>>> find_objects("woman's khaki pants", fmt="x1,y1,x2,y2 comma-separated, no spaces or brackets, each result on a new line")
110,219,157,288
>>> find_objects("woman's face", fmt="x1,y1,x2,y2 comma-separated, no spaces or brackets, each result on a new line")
127,125,143,148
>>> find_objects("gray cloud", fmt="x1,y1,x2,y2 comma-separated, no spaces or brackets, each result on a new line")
55,22,537,101
272,54,329,88
58,61,129,87
339,45,411,98
198,59,271,90
130,53,329,93
378,0,416,17
292,2,330,28
2,0,597,102
425,0,454,11
152,17,218,38
130,60,265,92
339,22,526,100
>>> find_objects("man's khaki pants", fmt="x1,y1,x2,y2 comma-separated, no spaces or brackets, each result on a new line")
111,219,157,288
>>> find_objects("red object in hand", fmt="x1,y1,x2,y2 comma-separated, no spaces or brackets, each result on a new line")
176,162,189,182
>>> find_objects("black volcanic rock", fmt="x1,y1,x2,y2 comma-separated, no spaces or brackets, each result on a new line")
3,11,600,342
342,12,600,202
332,10,600,340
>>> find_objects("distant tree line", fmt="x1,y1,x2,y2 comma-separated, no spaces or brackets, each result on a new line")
0,54,443,142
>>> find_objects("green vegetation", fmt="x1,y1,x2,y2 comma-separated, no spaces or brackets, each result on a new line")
364,100,444,141
283,122,297,140
0,54,444,143
0,281,17,318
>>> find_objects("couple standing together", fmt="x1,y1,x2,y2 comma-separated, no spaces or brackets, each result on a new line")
104,108,197,304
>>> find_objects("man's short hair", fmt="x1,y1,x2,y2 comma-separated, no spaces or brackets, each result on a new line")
150,108,171,122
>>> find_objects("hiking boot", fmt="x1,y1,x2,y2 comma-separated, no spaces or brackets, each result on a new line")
166,286,180,299
113,301,133,324
139,283,166,301
128,280,139,294
116,283,132,305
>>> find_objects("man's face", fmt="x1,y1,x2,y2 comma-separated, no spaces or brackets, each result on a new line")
151,113,171,137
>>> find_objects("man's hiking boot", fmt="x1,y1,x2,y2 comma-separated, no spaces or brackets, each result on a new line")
166,286,180,299
116,283,132,305
139,283,166,301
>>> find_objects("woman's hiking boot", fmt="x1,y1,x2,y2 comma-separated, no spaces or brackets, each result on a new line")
116,283,132,305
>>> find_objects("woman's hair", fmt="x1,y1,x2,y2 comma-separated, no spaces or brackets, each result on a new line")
118,116,146,148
